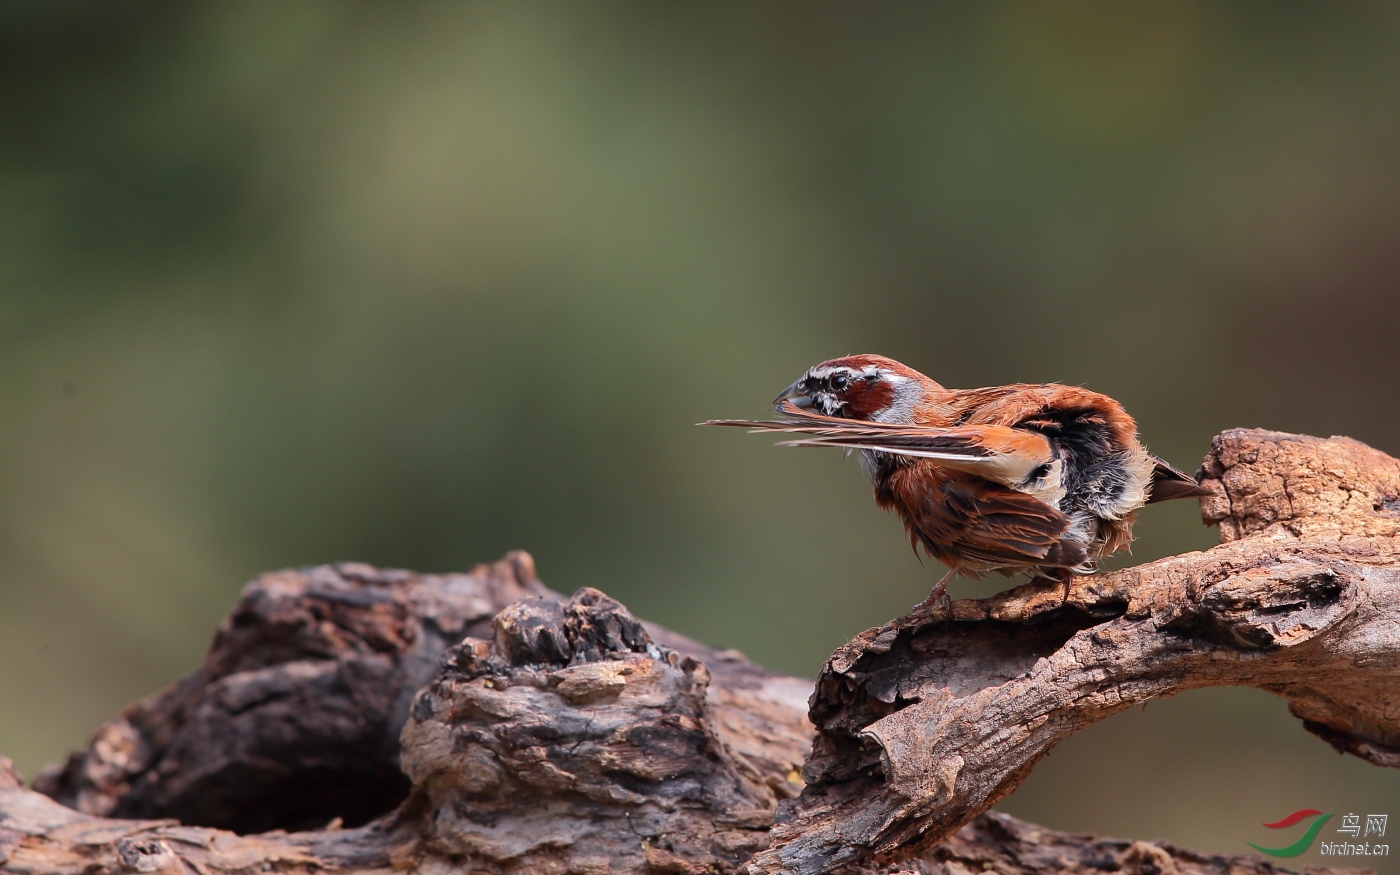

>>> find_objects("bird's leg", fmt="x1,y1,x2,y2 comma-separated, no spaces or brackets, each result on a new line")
913,567,957,615
1027,569,1076,606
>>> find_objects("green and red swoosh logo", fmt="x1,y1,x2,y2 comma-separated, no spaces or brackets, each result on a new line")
1249,809,1334,857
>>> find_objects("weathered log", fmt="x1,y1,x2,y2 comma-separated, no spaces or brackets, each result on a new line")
11,555,815,874
751,429,1400,874
31,552,555,833
396,587,813,873
1,775,1367,875
0,428,1391,875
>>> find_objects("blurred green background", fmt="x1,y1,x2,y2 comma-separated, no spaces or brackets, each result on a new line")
3,1,1400,868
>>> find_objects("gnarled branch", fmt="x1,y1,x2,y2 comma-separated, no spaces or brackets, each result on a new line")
0,428,1391,875
752,429,1400,874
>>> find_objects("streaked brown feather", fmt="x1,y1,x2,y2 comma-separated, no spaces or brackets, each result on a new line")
880,464,1082,574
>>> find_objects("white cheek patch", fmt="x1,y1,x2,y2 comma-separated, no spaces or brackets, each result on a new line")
872,377,918,424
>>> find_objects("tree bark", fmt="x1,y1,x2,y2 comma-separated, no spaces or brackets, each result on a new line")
752,429,1400,874
1,428,1391,875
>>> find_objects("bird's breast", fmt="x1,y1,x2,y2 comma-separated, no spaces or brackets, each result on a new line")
858,448,907,486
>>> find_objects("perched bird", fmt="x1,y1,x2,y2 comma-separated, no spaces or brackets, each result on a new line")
705,354,1210,610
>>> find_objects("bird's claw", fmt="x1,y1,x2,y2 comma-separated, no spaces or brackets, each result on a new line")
912,585,953,619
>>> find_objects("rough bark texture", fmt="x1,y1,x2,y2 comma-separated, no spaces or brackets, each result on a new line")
397,587,813,874
0,428,1391,875
31,552,554,834
751,429,1400,875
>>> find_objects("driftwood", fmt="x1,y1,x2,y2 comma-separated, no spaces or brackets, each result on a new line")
1,428,1394,875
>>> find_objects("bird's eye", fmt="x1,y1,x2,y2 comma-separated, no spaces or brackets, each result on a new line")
830,373,849,390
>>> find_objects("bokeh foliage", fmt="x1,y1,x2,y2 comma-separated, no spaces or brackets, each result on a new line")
3,2,1400,867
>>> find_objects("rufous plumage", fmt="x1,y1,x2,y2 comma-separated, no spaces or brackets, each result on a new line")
706,354,1209,610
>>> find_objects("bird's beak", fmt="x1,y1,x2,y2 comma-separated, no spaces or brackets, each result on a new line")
773,380,814,411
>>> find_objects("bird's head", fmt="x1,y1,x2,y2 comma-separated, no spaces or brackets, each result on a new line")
773,354,936,422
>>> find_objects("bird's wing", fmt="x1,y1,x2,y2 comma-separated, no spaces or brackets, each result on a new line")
889,469,1084,569
1145,456,1214,503
702,406,1054,489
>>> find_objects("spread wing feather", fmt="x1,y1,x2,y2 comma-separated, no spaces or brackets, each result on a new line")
702,408,1054,488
